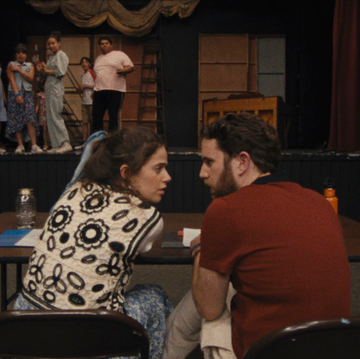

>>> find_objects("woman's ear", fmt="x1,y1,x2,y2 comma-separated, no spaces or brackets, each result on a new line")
120,164,129,179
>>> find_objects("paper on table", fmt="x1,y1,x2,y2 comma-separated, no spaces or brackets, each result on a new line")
182,228,201,247
15,229,42,246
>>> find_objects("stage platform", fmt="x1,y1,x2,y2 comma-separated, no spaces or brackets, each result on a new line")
0,148,360,222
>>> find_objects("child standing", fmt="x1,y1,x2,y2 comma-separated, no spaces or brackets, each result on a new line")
78,56,95,146
5,44,43,154
0,62,7,154
35,79,49,150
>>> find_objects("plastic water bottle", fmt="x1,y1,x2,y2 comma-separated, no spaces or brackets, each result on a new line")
15,188,36,229
323,178,338,214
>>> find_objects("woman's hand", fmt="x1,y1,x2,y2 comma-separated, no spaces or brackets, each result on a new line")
35,61,46,73
9,64,21,73
15,94,24,105
35,61,42,72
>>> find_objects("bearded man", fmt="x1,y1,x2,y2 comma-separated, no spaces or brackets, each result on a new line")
164,112,351,359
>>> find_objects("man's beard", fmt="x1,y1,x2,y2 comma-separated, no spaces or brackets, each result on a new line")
211,161,239,199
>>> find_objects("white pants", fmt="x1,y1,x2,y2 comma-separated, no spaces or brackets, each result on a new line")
163,286,237,359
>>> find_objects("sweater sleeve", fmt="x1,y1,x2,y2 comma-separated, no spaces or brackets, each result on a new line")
137,217,163,253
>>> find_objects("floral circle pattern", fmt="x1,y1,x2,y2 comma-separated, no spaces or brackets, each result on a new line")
80,190,110,214
74,218,109,251
48,206,73,233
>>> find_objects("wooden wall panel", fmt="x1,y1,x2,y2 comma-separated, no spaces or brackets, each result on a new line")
200,64,249,92
198,34,255,137
199,35,249,63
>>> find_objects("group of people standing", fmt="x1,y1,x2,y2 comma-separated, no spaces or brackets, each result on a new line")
0,33,133,154
0,32,71,154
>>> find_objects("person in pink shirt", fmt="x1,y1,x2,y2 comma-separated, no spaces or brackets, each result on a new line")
92,36,134,133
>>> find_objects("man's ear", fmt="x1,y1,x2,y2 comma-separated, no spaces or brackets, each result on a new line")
120,164,129,179
235,151,251,176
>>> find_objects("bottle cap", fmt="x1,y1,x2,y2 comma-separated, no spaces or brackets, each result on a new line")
18,188,34,195
323,178,336,189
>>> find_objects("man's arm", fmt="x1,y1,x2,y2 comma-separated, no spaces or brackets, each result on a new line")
116,65,134,75
191,239,230,321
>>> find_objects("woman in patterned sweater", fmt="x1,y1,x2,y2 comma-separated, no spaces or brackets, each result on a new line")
14,126,172,359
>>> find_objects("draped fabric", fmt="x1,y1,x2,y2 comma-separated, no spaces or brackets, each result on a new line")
26,0,201,37
328,0,360,151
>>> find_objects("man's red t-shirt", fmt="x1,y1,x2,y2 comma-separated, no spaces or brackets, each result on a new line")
200,180,351,358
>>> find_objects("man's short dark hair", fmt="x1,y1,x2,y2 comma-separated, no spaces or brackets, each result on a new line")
201,112,282,173
98,36,113,45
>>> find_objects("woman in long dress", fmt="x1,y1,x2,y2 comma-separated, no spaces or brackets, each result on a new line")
36,31,72,154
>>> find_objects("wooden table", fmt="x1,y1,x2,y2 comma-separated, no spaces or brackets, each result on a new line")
0,212,204,310
1,212,360,310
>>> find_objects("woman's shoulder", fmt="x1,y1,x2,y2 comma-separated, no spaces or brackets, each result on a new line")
58,50,69,59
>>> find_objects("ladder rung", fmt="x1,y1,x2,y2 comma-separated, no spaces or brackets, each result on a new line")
142,63,158,68
139,106,163,109
144,45,160,53
137,120,165,124
140,92,162,95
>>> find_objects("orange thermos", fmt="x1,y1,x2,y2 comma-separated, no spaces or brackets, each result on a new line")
323,178,338,214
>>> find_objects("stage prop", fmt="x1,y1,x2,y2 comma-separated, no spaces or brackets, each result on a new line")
27,0,201,37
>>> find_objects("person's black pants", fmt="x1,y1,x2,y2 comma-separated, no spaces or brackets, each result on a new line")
92,90,125,133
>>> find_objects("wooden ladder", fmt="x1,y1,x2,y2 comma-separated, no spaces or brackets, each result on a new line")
137,35,166,143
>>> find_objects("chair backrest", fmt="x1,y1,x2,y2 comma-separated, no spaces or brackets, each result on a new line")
242,316,360,359
0,309,149,359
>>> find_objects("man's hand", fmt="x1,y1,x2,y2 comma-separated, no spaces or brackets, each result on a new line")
190,235,201,257
116,65,134,75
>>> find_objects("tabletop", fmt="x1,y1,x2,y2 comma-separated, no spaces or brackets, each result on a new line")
0,212,360,262
0,212,204,265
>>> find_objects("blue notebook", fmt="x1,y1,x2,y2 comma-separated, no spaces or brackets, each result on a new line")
0,229,42,247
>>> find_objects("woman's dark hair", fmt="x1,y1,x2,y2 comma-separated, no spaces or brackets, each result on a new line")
47,31,61,42
201,112,282,173
82,126,165,197
80,57,93,68
14,43,27,55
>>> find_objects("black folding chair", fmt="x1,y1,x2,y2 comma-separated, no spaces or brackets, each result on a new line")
0,309,149,358
243,316,360,359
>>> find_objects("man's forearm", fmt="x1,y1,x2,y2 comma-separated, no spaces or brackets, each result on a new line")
192,252,229,321
117,66,134,75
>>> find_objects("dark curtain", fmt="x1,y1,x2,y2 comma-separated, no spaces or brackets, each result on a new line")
328,0,360,151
